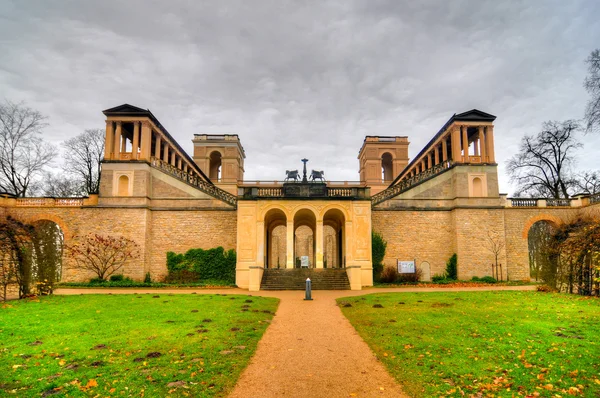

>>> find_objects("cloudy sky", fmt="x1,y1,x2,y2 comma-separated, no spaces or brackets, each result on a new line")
1,0,599,193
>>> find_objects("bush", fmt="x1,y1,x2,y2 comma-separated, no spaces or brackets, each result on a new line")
109,274,124,282
372,232,387,280
144,272,152,283
90,277,106,284
397,268,422,283
478,276,497,284
432,274,446,282
445,254,458,280
536,284,557,293
166,247,236,284
379,266,399,283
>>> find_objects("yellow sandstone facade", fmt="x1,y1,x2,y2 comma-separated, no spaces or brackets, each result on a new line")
1,104,598,291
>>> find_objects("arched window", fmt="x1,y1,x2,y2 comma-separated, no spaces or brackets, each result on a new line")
209,151,222,181
472,177,483,197
118,175,129,196
381,152,393,182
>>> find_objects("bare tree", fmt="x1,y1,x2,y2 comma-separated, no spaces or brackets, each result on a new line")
0,101,55,197
584,49,600,134
485,231,505,280
62,129,104,195
574,170,600,195
41,172,85,197
66,234,139,281
507,120,582,199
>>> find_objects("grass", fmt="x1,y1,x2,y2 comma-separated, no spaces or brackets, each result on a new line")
0,294,278,397
338,291,600,397
57,279,236,288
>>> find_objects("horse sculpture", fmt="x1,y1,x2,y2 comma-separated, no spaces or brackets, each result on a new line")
310,170,325,182
285,170,300,182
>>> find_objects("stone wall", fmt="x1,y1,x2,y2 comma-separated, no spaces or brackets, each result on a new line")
3,205,236,283
372,210,455,277
149,210,237,280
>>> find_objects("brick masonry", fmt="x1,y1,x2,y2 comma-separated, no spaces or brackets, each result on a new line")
3,165,598,286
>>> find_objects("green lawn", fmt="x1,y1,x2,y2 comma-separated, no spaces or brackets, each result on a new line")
0,294,278,397
338,291,600,397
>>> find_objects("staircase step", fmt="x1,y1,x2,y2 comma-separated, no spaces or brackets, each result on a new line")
260,269,351,290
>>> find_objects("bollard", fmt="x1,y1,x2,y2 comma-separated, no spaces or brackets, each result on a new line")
304,278,313,301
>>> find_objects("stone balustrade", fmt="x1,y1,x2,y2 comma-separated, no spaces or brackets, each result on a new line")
371,160,454,206
239,184,368,199
15,197,84,207
150,157,237,207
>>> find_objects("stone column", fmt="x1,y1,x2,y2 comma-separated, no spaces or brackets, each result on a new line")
420,160,425,173
427,152,433,169
140,121,152,160
478,126,487,162
256,221,265,268
442,138,448,162
171,151,176,166
474,137,479,156
113,121,122,160
163,144,169,163
132,122,140,160
154,136,161,159
286,220,294,268
434,146,440,165
451,126,461,162
486,125,495,163
121,133,127,153
462,125,469,162
315,220,324,268
104,120,114,159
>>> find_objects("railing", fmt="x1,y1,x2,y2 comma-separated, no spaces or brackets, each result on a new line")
372,160,454,206
16,198,84,207
546,198,571,207
510,198,538,207
328,188,355,197
256,187,283,197
240,184,368,199
150,157,237,207
239,180,364,187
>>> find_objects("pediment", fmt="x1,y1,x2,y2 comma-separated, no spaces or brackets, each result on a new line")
102,104,149,116
453,109,496,122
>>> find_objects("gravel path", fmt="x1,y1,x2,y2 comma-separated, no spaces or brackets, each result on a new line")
55,285,535,397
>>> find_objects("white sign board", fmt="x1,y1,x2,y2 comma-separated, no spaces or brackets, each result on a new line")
398,260,415,274
301,256,310,268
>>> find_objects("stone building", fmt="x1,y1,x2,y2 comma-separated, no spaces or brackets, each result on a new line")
1,104,598,290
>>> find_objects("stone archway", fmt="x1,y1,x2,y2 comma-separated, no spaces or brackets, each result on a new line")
526,218,560,281
31,219,65,286
293,208,317,268
323,208,346,268
264,208,287,269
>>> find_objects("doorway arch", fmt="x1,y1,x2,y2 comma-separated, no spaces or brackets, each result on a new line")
264,208,287,269
293,208,317,268
323,208,346,268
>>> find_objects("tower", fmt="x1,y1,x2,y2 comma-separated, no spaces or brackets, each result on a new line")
192,134,246,194
358,136,410,194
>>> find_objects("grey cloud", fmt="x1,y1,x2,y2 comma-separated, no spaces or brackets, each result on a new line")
0,0,598,186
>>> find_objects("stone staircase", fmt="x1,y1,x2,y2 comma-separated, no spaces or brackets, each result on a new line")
260,268,351,290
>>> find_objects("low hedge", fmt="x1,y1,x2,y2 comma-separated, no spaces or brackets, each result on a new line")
57,279,236,288
166,247,236,284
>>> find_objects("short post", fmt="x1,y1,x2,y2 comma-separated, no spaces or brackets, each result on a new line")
304,278,313,301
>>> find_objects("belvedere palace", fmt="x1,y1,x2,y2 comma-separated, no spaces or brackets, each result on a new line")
1,104,598,290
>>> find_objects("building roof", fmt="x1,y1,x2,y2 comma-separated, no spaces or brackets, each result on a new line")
103,104,212,183
389,109,496,186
